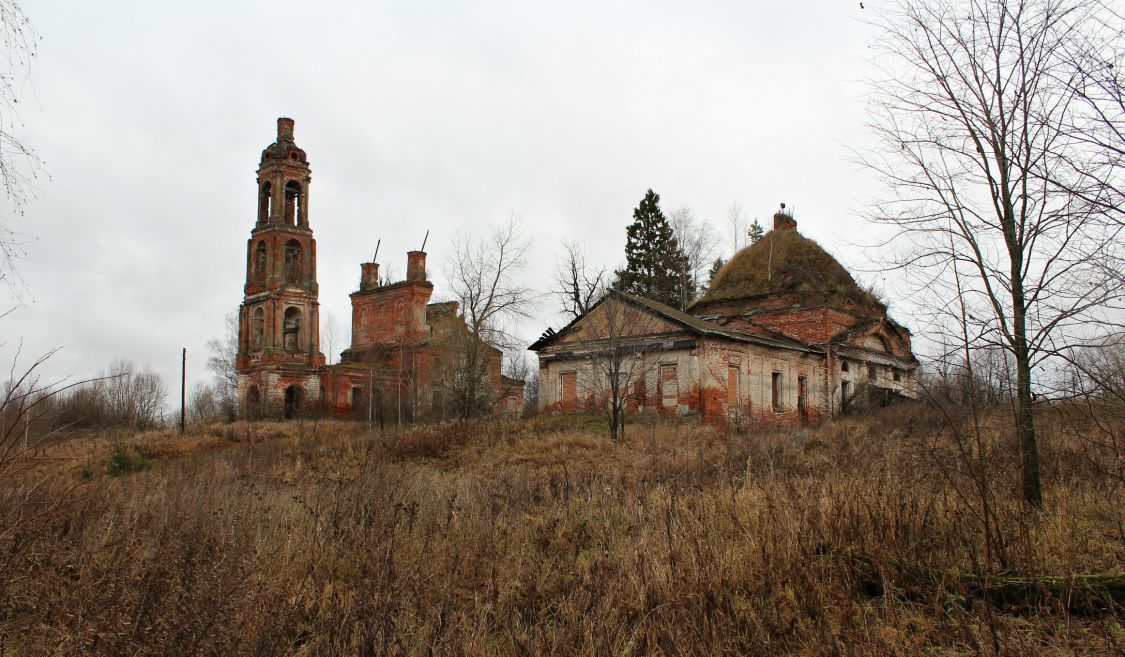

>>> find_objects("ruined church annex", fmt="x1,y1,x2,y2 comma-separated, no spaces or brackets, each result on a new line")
235,118,523,420
531,213,920,426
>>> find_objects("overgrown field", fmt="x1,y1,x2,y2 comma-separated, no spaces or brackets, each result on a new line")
2,410,1122,655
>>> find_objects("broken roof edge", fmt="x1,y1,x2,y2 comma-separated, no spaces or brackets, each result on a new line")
528,288,819,354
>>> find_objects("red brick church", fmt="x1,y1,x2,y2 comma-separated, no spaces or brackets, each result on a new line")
235,118,523,420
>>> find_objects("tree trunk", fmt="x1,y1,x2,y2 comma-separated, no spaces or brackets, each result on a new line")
1011,257,1041,507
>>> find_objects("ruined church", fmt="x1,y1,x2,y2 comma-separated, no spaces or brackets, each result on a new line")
235,118,523,419
531,212,919,426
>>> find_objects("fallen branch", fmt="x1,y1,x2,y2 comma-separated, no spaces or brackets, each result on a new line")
836,551,1125,616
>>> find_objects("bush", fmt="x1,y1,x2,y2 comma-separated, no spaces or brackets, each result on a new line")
106,443,151,476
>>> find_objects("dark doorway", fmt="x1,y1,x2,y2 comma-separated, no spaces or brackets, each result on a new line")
284,385,304,419
246,385,261,420
351,386,366,420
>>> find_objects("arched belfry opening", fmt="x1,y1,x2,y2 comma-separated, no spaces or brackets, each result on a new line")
284,239,303,284
258,182,272,224
284,180,302,226
283,306,302,352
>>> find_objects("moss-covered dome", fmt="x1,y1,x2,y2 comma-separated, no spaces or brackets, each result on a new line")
693,216,881,313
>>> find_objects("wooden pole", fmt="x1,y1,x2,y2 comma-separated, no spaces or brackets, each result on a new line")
180,347,186,433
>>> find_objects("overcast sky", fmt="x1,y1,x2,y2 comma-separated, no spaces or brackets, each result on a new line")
5,0,907,400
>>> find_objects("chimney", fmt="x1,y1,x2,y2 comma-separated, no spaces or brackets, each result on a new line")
406,251,427,282
277,117,295,141
773,211,797,232
360,262,380,290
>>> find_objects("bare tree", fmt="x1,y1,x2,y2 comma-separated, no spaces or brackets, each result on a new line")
322,311,341,365
725,201,748,255
576,291,663,442
668,206,718,310
863,0,1125,506
553,238,606,321
187,382,220,423
207,312,239,420
442,219,535,418
103,359,168,430
0,2,43,298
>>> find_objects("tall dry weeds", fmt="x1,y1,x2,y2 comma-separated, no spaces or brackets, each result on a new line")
0,410,1120,656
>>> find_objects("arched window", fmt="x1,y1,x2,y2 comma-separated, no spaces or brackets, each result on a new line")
284,181,302,226
252,307,264,347
284,306,302,352
841,361,849,373
258,182,271,224
254,241,267,282
284,240,302,284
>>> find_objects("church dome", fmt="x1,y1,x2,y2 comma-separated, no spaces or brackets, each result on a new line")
260,117,308,164
692,213,882,314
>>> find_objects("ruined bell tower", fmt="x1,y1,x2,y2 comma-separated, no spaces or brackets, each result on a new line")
236,117,325,417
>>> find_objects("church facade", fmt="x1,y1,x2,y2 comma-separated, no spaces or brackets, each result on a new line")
235,118,523,420
530,213,919,426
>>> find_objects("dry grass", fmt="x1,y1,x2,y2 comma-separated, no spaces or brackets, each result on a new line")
0,410,1122,656
695,229,882,311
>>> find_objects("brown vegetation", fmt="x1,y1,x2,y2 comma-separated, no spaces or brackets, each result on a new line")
697,227,881,311
0,408,1122,655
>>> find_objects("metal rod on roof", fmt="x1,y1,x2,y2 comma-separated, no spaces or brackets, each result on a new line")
372,238,380,263
420,230,429,252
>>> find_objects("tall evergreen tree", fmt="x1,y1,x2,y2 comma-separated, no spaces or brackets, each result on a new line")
707,257,725,287
615,189,690,308
748,219,765,244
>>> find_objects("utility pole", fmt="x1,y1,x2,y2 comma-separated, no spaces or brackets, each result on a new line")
180,347,186,433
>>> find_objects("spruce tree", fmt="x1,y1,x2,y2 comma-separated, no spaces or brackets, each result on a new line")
748,219,765,244
707,257,725,287
615,189,690,308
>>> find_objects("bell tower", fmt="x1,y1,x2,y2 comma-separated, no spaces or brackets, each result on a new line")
236,117,324,417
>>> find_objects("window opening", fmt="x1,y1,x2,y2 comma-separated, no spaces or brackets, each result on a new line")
283,307,302,352
772,371,783,413
797,375,808,425
661,364,678,408
252,307,264,347
254,241,267,282
284,240,302,284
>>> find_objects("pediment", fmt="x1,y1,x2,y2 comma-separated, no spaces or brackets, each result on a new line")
553,297,681,346
849,320,911,360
